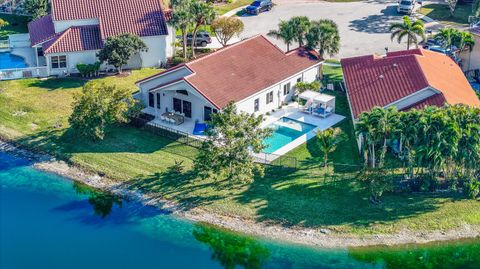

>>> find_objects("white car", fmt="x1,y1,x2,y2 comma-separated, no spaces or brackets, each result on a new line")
397,0,415,14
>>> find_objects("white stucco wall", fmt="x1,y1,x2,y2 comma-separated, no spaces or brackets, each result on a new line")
138,67,193,99
46,50,98,76
139,35,171,68
460,34,480,71
53,19,100,33
236,64,321,115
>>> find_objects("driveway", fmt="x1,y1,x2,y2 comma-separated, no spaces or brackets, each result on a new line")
238,0,412,58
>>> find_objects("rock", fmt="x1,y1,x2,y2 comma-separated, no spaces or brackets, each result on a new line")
320,228,331,234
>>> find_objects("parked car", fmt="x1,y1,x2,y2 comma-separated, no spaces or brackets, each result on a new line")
179,31,212,47
244,0,272,15
397,0,415,14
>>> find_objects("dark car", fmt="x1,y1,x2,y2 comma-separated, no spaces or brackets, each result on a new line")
185,31,212,47
245,0,272,15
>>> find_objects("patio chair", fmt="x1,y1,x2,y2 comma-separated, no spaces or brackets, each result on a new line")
160,116,166,122
168,118,176,125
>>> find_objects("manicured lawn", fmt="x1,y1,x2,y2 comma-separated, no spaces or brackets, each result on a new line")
323,59,343,83
418,4,471,26
1,67,480,236
214,0,252,15
0,13,30,40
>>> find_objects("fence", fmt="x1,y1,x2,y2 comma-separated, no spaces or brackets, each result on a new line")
130,117,298,169
0,66,49,80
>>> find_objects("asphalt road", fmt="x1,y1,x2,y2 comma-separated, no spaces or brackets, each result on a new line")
238,0,410,58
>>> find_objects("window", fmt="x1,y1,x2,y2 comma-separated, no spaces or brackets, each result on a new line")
254,98,259,112
173,98,182,112
51,55,66,69
297,77,302,83
283,83,291,95
176,89,189,96
156,93,161,109
266,91,273,104
148,92,155,107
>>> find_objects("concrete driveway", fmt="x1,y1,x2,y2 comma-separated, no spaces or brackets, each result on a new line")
238,0,411,58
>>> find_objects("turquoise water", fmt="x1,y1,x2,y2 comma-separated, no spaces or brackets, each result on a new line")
263,117,316,154
0,52,27,69
1,151,480,268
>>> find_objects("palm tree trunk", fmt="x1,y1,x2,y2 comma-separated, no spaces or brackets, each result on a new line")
182,29,188,61
407,37,410,50
191,25,200,59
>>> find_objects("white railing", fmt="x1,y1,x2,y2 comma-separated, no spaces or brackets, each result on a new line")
0,66,49,80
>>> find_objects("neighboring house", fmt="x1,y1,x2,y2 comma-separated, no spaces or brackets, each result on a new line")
460,26,480,71
341,49,480,121
27,0,173,76
136,35,323,133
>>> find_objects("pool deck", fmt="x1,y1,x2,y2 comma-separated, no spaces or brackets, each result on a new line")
261,102,345,157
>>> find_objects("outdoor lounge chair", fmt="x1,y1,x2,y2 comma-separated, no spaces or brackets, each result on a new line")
193,123,208,136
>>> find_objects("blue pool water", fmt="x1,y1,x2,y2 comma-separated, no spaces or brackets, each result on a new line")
263,117,316,154
0,52,28,69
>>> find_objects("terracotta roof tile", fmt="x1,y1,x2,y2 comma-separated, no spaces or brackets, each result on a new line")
183,35,322,108
28,15,56,46
43,25,103,54
51,0,168,39
342,49,480,118
400,93,447,111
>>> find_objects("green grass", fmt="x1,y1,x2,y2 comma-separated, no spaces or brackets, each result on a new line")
418,4,471,26
214,0,252,16
0,13,30,40
1,67,480,236
323,59,343,83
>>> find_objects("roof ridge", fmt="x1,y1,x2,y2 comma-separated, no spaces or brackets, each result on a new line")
412,52,433,90
185,35,263,66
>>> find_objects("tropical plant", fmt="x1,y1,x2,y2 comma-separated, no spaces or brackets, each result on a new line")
69,82,138,140
358,168,393,204
306,19,340,58
434,28,459,51
456,31,475,52
294,81,320,94
316,128,345,168
466,178,480,200
0,18,8,30
169,0,194,60
22,0,48,19
211,17,244,47
389,16,425,50
267,20,296,51
289,16,311,47
194,103,272,183
189,0,216,58
97,33,148,74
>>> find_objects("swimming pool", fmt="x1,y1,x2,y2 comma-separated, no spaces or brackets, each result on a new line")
263,117,317,154
0,52,27,69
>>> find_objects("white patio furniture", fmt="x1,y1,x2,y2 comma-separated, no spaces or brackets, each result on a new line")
298,90,336,118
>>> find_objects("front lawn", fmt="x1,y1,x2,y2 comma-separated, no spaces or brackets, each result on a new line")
214,0,252,15
417,4,471,26
0,13,30,40
1,68,480,236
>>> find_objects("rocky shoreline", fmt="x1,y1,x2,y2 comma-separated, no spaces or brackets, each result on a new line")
1,140,479,248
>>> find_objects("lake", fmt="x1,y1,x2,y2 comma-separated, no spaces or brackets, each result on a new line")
1,151,479,269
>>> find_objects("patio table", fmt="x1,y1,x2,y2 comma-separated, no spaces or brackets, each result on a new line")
162,112,185,125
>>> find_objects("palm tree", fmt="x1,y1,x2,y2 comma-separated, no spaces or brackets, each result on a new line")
305,19,340,58
456,31,475,52
289,16,311,47
267,20,295,51
189,1,216,58
169,2,194,61
434,28,459,51
356,111,379,168
389,16,425,50
316,128,344,169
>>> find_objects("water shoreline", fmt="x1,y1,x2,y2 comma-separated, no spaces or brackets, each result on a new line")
1,140,479,248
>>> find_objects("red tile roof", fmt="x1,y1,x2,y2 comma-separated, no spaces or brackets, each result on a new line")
42,25,103,54
400,93,446,111
142,35,321,108
341,49,480,118
28,15,56,46
51,0,169,39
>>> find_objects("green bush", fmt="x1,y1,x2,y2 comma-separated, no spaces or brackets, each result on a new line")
76,62,101,77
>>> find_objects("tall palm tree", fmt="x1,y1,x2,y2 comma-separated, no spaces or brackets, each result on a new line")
456,31,475,52
189,1,216,58
289,16,311,47
316,128,344,169
169,1,194,61
369,107,399,168
434,28,459,51
389,16,425,50
305,19,340,58
267,20,295,51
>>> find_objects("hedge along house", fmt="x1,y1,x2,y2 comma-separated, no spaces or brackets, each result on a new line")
341,49,480,149
27,0,174,76
135,35,323,135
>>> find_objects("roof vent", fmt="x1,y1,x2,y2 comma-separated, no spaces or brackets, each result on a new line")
379,75,385,79
393,63,398,68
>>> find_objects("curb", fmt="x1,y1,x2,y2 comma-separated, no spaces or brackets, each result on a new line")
221,5,249,17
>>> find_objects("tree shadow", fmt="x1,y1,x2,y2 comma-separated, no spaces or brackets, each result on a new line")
24,77,87,91
123,165,226,211
235,166,449,230
349,5,401,34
